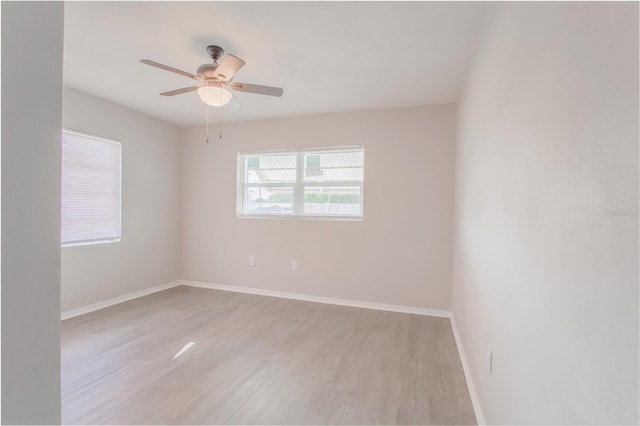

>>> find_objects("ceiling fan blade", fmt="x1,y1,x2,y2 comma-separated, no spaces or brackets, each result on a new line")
227,91,242,110
160,86,201,96
213,54,246,82
229,82,283,97
140,59,202,81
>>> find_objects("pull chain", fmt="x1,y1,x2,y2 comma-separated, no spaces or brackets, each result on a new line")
219,85,223,139
205,105,210,143
205,86,225,143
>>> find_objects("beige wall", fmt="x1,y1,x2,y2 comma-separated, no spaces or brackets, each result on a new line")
452,2,639,424
1,2,64,423
61,87,182,311
181,105,456,310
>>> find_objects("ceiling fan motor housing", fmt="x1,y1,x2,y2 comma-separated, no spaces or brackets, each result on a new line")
197,63,218,79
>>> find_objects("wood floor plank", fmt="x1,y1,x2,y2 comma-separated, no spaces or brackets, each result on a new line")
61,285,476,425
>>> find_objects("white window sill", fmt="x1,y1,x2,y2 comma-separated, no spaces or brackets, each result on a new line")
236,214,363,222
62,239,121,248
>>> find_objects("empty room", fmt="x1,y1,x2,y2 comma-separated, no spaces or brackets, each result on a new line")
1,1,638,425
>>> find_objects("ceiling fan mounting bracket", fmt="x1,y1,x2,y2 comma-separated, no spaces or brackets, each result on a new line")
206,45,225,62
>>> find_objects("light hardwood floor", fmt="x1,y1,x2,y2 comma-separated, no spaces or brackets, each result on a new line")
62,286,476,425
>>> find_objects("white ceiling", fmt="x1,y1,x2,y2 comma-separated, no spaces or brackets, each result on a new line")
64,2,487,127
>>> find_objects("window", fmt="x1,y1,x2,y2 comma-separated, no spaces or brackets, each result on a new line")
237,146,364,219
61,130,121,246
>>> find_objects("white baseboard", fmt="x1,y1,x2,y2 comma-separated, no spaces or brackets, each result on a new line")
179,280,452,318
61,280,181,320
451,316,486,425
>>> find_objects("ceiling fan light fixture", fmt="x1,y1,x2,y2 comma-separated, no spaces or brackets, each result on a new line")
197,85,232,106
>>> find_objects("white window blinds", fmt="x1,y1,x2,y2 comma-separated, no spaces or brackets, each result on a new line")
237,146,364,219
61,130,121,246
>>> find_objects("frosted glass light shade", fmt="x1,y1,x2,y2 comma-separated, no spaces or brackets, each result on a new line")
198,85,232,106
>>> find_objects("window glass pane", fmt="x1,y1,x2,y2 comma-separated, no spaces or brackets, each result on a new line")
304,186,361,216
245,186,294,215
246,154,297,184
304,151,364,183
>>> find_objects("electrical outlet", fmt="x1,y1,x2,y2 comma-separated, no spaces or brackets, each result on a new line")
291,260,298,271
487,345,493,375
249,256,256,267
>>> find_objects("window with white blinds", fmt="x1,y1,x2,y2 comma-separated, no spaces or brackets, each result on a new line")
61,130,121,246
237,146,364,219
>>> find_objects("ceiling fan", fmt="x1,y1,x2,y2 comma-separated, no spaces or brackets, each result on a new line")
141,45,283,107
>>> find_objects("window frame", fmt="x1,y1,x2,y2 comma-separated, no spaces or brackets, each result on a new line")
236,145,364,221
61,128,122,247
